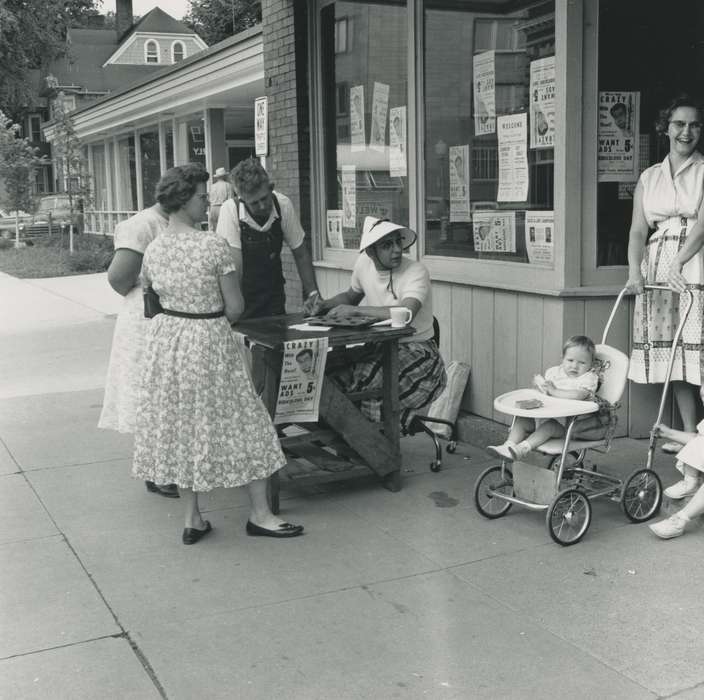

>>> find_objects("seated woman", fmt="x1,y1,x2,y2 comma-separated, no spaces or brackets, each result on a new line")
312,216,447,429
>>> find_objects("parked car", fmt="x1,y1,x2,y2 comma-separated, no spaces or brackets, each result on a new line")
0,209,32,239
19,195,84,238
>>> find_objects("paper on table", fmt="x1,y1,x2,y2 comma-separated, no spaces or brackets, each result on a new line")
371,319,393,326
288,323,332,331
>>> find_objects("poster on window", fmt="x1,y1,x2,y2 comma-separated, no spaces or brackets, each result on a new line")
525,211,554,266
598,91,640,182
529,57,555,149
274,338,328,424
254,96,268,157
350,85,366,152
326,210,344,249
370,82,389,153
473,51,496,136
449,145,471,222
472,210,516,253
342,165,356,228
497,113,529,202
389,106,407,177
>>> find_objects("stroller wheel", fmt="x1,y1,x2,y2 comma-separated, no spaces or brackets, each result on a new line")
621,468,662,523
546,488,591,546
474,465,513,519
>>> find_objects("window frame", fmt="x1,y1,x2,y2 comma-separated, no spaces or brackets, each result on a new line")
145,39,160,64
171,40,186,63
309,0,585,295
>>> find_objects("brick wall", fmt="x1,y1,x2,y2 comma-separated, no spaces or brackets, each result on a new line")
262,0,311,312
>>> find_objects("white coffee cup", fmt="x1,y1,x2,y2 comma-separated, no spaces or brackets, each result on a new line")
389,306,412,327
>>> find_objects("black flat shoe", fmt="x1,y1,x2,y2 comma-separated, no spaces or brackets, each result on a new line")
182,520,212,545
246,520,304,538
145,481,180,498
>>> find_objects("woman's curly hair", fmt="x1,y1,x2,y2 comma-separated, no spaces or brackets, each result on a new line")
655,94,704,137
155,164,209,213
231,157,271,197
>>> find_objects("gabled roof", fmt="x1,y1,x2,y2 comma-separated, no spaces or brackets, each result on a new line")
47,28,164,93
122,7,195,40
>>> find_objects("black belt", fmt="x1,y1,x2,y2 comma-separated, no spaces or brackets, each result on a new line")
162,309,225,319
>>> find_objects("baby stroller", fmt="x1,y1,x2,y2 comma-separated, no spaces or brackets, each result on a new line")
473,285,694,546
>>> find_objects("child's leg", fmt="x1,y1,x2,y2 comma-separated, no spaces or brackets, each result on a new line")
649,478,704,539
487,417,535,459
511,419,565,459
507,417,534,445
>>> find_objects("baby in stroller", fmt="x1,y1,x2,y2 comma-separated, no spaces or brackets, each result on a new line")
487,335,613,461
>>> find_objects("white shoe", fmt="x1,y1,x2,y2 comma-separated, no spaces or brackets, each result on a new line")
649,514,688,539
664,480,700,500
486,443,513,461
508,442,531,461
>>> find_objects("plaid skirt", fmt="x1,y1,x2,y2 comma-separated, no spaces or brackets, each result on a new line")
327,339,447,430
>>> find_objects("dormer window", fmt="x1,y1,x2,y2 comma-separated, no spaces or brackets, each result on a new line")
145,40,159,64
172,41,185,63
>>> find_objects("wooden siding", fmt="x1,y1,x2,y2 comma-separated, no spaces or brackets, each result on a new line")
313,266,679,438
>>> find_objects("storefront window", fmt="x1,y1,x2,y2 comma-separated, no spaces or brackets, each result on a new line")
596,0,704,267
187,119,206,167
320,1,408,250
140,130,161,206
423,0,555,265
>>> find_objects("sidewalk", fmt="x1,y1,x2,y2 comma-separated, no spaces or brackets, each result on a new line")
2,274,704,699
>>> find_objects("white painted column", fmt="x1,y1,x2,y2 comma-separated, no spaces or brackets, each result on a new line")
134,129,144,210
103,139,113,210
158,121,167,175
203,108,212,178
112,136,122,211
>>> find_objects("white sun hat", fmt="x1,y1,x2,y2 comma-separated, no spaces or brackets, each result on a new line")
213,167,228,180
359,216,417,252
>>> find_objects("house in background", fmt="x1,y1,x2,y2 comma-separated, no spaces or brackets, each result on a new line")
27,0,206,194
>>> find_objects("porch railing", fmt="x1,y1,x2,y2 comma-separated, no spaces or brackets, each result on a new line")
84,210,138,236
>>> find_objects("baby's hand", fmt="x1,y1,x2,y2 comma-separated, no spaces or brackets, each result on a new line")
542,379,556,396
533,374,547,393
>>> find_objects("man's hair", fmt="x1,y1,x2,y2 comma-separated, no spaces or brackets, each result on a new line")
296,349,314,361
562,335,596,360
155,164,209,213
231,157,271,197
609,102,627,117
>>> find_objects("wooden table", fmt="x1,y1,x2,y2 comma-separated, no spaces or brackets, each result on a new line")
233,313,415,513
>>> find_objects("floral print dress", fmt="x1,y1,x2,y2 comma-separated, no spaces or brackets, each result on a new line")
132,226,286,492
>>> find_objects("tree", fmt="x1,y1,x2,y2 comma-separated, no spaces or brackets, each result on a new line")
0,0,103,118
184,0,261,46
49,96,92,253
0,111,42,247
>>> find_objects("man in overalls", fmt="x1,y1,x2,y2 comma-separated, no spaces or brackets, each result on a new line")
216,158,320,392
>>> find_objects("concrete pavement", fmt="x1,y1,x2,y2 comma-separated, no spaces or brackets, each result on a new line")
1,273,704,699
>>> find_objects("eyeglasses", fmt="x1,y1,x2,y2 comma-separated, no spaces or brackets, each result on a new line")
669,120,703,131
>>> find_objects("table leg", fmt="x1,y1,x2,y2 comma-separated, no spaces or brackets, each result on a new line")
381,338,402,491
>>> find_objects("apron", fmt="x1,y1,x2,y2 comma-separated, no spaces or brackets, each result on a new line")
239,194,286,320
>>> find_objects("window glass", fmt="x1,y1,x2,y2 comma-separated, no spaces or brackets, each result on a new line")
30,115,42,142
320,1,408,250
146,40,159,63
596,0,704,267
173,42,184,63
165,125,174,170
140,131,161,206
187,120,206,167
117,136,138,210
423,0,555,264
92,144,107,210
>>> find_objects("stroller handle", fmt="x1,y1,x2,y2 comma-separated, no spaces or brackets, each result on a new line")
601,284,694,345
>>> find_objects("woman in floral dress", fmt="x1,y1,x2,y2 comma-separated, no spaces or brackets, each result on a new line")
133,164,303,544
626,95,704,452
